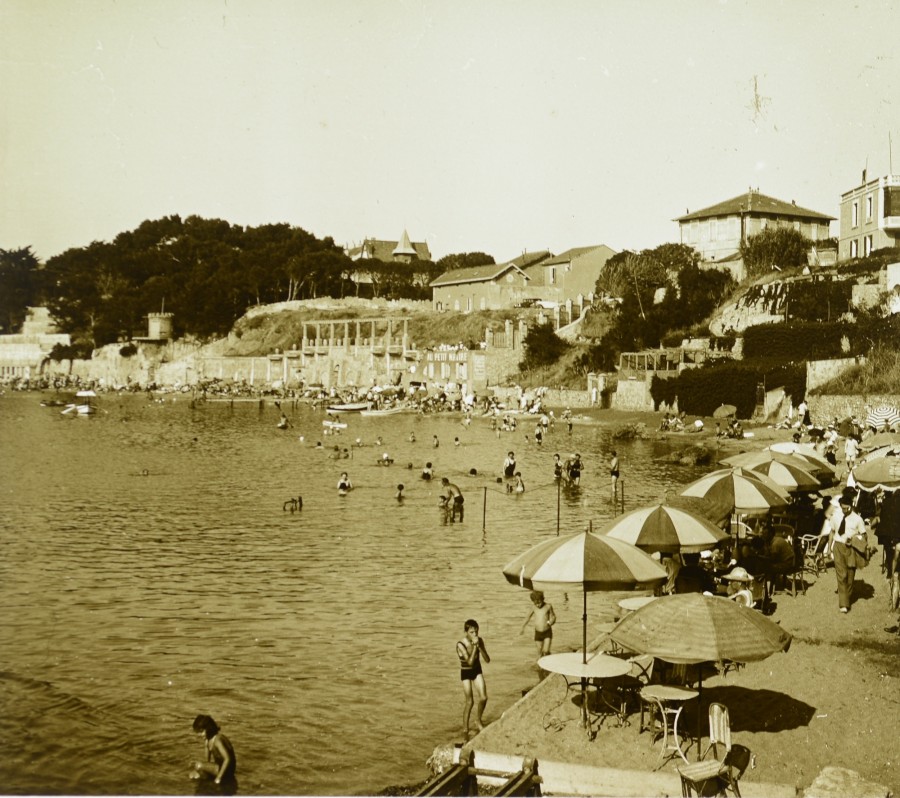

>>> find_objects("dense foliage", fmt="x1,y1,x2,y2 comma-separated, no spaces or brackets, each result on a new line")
0,246,42,333
435,252,495,271
650,360,806,418
739,227,812,280
520,322,570,371
582,243,735,373
34,216,446,348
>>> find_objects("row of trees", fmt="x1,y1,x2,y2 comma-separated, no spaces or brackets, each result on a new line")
1,217,469,347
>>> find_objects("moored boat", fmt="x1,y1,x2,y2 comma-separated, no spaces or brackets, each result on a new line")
360,406,404,417
325,402,370,413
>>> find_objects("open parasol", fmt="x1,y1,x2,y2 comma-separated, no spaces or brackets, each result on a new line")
502,531,667,661
598,503,730,555
861,431,900,451
609,592,793,753
679,467,790,516
713,404,737,419
865,405,900,431
850,456,900,492
743,459,822,493
713,405,737,418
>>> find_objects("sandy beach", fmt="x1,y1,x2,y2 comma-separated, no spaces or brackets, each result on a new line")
452,412,900,797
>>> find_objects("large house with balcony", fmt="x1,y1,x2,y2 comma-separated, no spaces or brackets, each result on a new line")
521,245,616,306
429,250,551,311
675,189,834,280
838,173,900,260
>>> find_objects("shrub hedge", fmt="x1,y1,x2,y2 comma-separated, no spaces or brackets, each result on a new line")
650,360,805,419
742,321,857,361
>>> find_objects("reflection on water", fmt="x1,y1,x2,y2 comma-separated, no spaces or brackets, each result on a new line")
0,395,710,795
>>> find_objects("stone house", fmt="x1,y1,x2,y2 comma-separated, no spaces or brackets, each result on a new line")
429,251,551,311
521,245,616,306
675,189,834,281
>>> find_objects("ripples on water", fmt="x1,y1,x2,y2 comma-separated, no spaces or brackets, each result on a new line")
0,395,709,795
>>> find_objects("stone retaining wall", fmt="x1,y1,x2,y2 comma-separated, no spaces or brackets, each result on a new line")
808,394,900,423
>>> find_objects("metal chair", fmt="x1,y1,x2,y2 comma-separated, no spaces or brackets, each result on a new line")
679,734,751,798
800,533,829,578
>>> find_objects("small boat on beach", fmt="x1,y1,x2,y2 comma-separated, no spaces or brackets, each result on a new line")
61,390,98,416
325,402,370,413
323,420,348,429
360,406,404,417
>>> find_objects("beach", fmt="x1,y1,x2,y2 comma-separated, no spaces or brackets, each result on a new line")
447,412,900,797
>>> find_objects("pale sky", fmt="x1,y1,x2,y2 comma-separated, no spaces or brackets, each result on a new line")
2,0,898,263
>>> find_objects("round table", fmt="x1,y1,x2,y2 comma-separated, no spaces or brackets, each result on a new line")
639,684,699,767
617,595,657,613
538,652,631,737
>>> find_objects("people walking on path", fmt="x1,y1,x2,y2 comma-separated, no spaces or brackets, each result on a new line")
828,492,868,613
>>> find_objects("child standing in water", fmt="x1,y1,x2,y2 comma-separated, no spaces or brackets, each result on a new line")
521,590,556,658
457,619,490,738
190,714,236,788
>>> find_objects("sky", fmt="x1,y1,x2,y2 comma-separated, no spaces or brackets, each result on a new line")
2,0,899,264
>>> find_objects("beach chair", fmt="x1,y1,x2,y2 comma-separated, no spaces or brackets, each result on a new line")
800,533,829,578
679,744,751,797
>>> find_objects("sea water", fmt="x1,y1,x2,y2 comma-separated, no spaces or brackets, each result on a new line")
0,394,709,795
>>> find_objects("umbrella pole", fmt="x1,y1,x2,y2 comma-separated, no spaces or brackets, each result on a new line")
582,590,588,663
482,486,487,534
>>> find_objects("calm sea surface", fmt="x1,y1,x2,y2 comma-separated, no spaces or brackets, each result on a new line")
0,393,709,795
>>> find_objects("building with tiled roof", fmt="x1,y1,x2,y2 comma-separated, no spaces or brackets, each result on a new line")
522,244,617,305
674,189,834,278
345,229,431,264
429,251,552,311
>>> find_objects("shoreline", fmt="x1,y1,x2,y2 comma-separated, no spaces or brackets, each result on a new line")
392,415,899,797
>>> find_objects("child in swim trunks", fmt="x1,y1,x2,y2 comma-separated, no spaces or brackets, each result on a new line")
457,619,490,738
521,590,556,658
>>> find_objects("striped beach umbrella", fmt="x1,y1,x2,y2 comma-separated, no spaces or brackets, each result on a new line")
765,443,837,483
722,449,832,484
599,503,730,554
744,459,822,493
679,467,790,515
502,531,666,660
865,405,900,431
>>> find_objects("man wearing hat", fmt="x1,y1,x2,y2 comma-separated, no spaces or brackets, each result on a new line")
828,491,867,613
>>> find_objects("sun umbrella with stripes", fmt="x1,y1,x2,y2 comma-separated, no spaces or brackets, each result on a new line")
598,503,730,554
502,531,667,660
743,459,822,493
865,405,900,431
722,449,831,481
679,467,789,515
765,444,837,483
